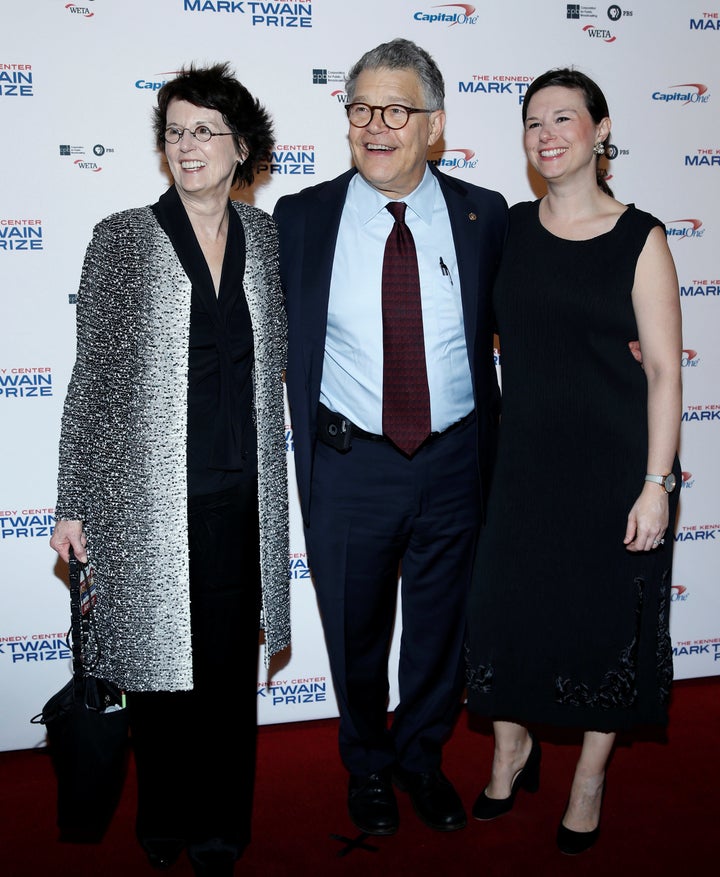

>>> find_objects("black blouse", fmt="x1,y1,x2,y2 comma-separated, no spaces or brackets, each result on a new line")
152,186,257,497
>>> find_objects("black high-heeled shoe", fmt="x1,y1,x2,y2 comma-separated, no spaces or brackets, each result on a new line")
472,732,541,820
556,821,600,855
556,782,604,854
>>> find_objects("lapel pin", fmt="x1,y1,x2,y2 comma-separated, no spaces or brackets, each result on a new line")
468,212,477,221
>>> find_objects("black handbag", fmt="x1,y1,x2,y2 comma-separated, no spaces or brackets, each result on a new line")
31,548,129,843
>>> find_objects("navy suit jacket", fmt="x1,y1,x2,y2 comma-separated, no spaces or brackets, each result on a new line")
274,163,508,526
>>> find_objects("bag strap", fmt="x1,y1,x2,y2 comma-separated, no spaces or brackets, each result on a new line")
68,547,88,699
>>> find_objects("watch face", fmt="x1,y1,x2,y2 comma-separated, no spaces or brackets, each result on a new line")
664,473,677,493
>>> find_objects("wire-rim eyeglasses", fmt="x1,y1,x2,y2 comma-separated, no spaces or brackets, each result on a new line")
163,125,237,144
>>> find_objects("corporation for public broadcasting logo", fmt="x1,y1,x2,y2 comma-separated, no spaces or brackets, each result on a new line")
566,3,594,18
413,4,478,26
314,68,346,87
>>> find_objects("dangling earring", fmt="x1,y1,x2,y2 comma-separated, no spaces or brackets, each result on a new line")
593,141,605,156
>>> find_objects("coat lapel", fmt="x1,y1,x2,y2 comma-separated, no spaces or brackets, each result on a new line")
300,169,356,386
433,166,482,357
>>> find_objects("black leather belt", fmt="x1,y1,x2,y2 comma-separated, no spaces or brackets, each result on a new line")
317,402,474,453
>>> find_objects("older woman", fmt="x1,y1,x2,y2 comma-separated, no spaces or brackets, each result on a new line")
50,63,288,877
465,68,682,854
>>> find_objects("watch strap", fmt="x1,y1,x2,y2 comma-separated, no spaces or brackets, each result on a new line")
644,474,665,486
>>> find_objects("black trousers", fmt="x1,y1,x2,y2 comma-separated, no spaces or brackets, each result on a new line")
128,481,261,859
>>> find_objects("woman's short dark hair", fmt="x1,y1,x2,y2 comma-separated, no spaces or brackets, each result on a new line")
522,68,613,195
154,62,274,188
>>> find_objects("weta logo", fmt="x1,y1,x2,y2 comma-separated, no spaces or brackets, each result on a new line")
74,160,102,172
582,24,617,41
65,3,95,18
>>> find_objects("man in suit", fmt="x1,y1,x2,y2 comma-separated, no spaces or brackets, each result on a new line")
273,38,507,835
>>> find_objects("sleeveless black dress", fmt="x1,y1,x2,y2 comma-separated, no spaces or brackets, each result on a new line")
465,200,680,731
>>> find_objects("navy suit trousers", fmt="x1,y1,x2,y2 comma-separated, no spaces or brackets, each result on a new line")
304,414,480,776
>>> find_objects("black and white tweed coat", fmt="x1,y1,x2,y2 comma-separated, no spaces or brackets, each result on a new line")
56,198,289,690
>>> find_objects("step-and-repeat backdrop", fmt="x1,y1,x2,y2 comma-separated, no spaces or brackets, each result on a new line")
1,1,718,751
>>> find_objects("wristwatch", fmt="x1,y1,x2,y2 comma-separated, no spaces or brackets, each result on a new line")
645,473,677,494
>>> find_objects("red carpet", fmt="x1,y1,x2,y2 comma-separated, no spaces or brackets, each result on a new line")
2,677,717,876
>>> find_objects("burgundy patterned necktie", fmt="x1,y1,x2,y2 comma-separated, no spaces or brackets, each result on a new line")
381,201,431,456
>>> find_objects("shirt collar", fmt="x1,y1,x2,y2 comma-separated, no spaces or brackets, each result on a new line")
349,164,437,226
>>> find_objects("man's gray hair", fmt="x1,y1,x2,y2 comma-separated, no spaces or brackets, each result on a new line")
345,38,445,111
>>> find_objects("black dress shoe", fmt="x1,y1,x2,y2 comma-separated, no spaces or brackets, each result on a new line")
143,839,184,870
348,770,399,835
146,852,176,870
187,849,237,877
393,768,466,832
472,732,541,820
556,822,600,855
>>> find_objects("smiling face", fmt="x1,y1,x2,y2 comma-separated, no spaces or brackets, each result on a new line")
347,67,445,199
523,85,610,185
164,98,245,203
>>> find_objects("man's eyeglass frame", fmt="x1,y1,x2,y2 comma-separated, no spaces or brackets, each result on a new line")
344,103,434,130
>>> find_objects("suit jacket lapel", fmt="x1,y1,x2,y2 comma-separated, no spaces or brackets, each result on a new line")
301,169,356,384
433,167,482,357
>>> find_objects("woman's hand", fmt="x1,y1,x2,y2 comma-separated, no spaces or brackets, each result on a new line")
50,519,87,563
623,484,669,553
